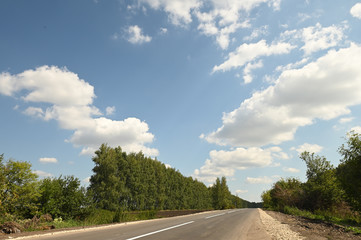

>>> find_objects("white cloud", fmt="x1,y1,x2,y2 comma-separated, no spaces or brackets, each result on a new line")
160,27,168,34
106,106,116,115
235,189,248,194
0,65,159,157
127,25,152,44
33,170,53,177
281,22,347,55
243,60,263,84
140,0,201,26
350,3,361,19
193,146,288,182
39,157,58,163
83,177,91,183
140,0,280,49
23,107,45,118
339,117,354,124
203,43,361,147
243,25,269,41
212,40,295,73
71,117,158,156
351,126,361,134
0,66,95,105
245,176,273,184
275,58,309,72
292,143,323,154
283,167,300,173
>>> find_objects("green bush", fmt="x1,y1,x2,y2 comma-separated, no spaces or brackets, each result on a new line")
85,209,115,225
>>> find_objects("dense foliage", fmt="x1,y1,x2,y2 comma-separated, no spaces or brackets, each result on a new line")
88,144,248,211
1,144,255,226
0,154,39,219
337,132,361,212
262,132,361,218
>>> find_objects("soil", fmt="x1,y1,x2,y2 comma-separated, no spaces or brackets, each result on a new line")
265,210,361,240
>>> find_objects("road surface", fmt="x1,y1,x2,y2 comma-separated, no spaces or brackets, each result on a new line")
17,209,271,240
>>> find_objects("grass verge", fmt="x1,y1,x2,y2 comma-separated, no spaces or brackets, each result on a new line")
282,206,361,235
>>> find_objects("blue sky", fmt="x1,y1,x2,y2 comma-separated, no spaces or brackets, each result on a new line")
1,0,361,202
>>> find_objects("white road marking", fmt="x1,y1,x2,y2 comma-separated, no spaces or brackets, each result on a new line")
126,221,194,240
227,209,241,214
205,212,226,219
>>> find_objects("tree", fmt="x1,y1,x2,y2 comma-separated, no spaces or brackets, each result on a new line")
211,177,232,209
88,144,123,211
300,152,343,211
0,155,39,218
38,175,90,219
337,131,361,212
268,178,303,211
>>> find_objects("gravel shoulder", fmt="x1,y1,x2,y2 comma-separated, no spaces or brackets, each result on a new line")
262,209,361,240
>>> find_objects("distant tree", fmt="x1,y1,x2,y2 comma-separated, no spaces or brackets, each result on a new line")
261,190,272,209
0,154,39,218
211,177,232,209
337,132,361,212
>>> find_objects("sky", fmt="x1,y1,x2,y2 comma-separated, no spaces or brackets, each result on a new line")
1,0,361,202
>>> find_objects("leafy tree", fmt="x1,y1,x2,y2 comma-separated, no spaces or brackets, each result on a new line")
0,155,39,218
88,144,123,211
300,152,343,211
337,131,361,212
261,190,272,209
269,178,303,211
38,175,90,219
211,177,232,209
88,145,246,211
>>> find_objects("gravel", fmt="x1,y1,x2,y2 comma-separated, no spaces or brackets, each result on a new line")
259,209,305,240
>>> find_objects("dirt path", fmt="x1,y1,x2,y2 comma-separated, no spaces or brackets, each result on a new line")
265,210,361,240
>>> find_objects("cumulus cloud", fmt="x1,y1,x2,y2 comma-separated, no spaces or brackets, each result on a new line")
235,189,248,194
0,65,158,157
127,25,152,44
140,0,201,26
140,0,280,49
281,22,347,55
351,126,361,134
203,43,361,147
212,40,295,73
243,25,269,41
39,157,58,163
350,3,361,19
33,170,53,177
159,27,168,34
283,167,300,173
292,143,323,154
339,117,354,124
193,146,288,182
106,106,116,116
245,176,276,184
243,60,263,84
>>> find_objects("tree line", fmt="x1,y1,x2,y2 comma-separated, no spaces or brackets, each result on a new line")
1,144,256,222
88,144,250,211
262,131,361,216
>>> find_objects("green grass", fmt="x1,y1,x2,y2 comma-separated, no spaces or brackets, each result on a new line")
281,206,361,235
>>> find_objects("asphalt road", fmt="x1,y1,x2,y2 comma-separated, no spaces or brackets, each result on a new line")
19,209,271,240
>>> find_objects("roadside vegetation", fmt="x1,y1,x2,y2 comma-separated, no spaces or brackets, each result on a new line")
262,131,361,234
0,145,259,234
